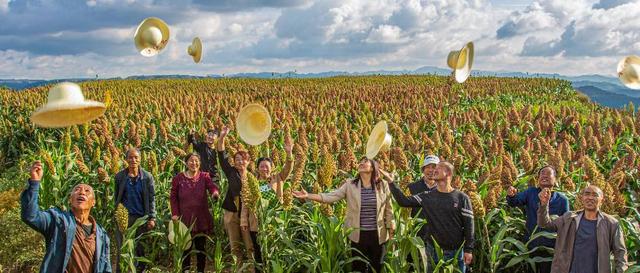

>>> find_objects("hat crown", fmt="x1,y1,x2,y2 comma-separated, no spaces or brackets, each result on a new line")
188,45,195,56
48,82,85,104
236,104,272,146
142,27,162,47
617,56,640,89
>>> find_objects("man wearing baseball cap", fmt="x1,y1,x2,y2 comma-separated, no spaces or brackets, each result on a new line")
406,154,440,271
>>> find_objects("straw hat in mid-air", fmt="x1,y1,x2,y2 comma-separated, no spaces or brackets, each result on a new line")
617,55,640,90
366,120,392,160
30,82,106,128
188,37,203,63
447,41,474,83
134,17,170,57
236,104,272,146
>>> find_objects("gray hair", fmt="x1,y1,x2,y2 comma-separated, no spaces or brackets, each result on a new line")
69,184,95,199
125,147,141,158
582,184,603,197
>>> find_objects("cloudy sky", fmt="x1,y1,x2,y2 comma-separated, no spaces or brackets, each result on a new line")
0,0,639,79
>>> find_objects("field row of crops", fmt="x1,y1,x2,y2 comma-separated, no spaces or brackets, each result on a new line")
0,75,638,272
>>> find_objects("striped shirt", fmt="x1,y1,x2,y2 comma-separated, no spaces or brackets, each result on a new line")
360,186,378,231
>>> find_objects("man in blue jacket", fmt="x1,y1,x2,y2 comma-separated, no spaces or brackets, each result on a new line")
21,160,112,273
506,165,569,273
114,148,156,272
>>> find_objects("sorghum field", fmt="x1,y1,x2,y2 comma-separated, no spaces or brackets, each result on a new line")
0,76,638,272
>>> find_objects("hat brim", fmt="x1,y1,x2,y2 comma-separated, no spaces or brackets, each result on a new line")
618,56,640,90
237,104,272,146
454,42,474,83
134,17,170,57
31,101,106,128
191,38,202,63
366,121,388,159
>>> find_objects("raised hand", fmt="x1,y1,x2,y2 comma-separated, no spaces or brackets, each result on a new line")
220,126,230,138
30,161,43,181
292,188,309,199
539,188,551,205
379,169,395,183
284,135,294,154
507,186,517,197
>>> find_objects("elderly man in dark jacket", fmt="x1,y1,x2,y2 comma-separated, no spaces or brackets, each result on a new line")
114,148,156,272
538,185,627,273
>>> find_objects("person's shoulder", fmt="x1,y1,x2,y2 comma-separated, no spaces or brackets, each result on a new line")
598,211,620,225
114,169,127,180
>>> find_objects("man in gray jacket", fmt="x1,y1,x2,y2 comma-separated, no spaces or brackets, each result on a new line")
538,185,628,273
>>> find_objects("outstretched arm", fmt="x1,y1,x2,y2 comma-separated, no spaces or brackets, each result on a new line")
20,161,54,234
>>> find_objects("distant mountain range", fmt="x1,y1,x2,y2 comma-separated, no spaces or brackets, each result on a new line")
1,66,638,108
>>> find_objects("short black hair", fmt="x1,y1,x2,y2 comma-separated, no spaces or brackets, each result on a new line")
537,165,557,177
256,157,273,169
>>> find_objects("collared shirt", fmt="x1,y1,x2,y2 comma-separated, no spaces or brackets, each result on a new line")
66,216,97,273
507,186,569,247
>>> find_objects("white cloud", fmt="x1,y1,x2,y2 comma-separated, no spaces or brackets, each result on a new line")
0,0,638,78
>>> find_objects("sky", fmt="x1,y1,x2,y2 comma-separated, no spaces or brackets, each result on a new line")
0,0,639,79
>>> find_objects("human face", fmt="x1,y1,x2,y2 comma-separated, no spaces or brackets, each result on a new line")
258,160,272,178
205,131,217,144
581,186,603,212
187,155,201,173
357,158,373,175
70,184,95,211
423,164,437,181
126,150,140,170
234,153,249,170
434,163,449,181
538,167,556,188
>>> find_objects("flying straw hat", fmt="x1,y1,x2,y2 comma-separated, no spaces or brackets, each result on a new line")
134,17,170,57
168,220,192,250
236,104,272,146
30,82,106,128
446,41,474,83
366,120,392,160
617,55,640,90
187,37,203,63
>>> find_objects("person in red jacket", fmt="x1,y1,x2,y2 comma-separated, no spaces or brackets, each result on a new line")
170,153,220,273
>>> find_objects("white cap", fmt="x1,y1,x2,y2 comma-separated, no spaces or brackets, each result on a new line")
421,155,440,169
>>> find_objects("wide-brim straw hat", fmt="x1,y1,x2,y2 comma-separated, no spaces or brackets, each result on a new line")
446,41,474,83
168,220,192,250
617,55,640,90
366,120,392,160
188,37,203,63
134,17,170,57
30,82,106,128
236,103,272,146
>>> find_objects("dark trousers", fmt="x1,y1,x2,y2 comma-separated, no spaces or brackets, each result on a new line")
182,236,207,273
250,231,263,273
116,215,148,273
532,249,552,273
351,230,385,273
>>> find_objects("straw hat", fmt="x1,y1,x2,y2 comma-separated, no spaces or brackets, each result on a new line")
188,37,203,63
446,41,474,83
366,121,392,159
236,104,272,146
30,82,106,128
134,17,170,57
617,55,640,89
168,220,192,250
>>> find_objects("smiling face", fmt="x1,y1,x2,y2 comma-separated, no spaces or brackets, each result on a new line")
538,167,556,188
581,185,603,212
234,152,250,171
258,159,272,178
422,164,437,181
69,184,95,211
205,131,218,144
357,158,373,175
187,154,201,173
